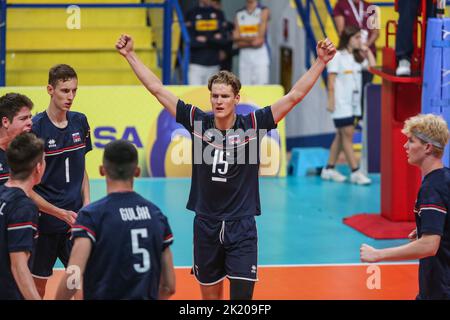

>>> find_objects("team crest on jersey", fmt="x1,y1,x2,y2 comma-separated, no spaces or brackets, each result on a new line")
48,139,57,148
0,163,3,171
72,132,81,143
228,134,241,145
205,131,214,141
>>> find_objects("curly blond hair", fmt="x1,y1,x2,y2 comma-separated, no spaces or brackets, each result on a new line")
402,114,449,158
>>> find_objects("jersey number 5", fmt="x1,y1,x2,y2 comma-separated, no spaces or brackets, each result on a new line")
131,228,151,273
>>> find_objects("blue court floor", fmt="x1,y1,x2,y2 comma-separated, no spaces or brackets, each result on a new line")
53,174,411,268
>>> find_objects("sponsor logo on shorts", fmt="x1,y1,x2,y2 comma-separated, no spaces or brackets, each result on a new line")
195,265,199,276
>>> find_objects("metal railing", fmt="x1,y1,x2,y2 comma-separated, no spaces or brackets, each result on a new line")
0,0,190,86
171,0,190,84
294,0,335,84
293,0,450,85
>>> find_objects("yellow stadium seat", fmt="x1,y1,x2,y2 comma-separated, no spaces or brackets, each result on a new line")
5,0,180,86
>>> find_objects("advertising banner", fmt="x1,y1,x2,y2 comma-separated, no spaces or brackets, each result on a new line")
0,85,286,178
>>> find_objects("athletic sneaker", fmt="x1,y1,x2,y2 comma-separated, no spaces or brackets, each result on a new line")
350,170,371,185
321,168,347,182
396,59,411,76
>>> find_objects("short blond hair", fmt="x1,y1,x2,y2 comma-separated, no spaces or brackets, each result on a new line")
402,114,449,158
208,71,241,96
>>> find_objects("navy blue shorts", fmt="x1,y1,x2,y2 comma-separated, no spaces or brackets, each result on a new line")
193,215,258,285
333,116,358,128
30,232,72,278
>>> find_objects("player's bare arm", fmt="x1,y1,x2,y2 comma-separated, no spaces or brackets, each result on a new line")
29,190,77,225
408,228,418,242
10,252,41,300
55,237,91,300
116,34,178,117
360,234,441,263
158,247,176,300
271,39,336,124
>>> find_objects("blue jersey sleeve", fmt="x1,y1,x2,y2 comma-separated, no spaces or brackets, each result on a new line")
159,214,173,250
176,99,206,132
253,106,277,132
81,114,92,154
72,209,97,243
7,203,38,253
31,119,41,137
418,185,447,236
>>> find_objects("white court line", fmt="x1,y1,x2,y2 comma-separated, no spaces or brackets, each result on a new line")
53,261,419,271
258,262,419,267
154,262,419,269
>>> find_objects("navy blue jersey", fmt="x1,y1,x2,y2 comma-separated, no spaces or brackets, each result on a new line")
0,148,9,185
32,111,92,233
71,191,173,300
414,167,450,299
176,99,277,220
185,6,228,66
0,185,39,300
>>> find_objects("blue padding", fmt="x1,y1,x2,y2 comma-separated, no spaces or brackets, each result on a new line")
430,99,450,107
443,19,450,102
431,40,450,48
442,19,450,167
288,147,329,176
422,18,450,166
442,111,450,167
422,19,443,115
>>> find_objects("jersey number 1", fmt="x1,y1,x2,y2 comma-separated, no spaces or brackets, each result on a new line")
65,157,70,183
131,228,151,273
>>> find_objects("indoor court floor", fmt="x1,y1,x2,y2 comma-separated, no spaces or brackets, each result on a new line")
45,174,419,300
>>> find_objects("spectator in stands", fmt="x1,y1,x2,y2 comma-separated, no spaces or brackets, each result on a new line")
333,0,379,115
333,0,379,55
233,0,270,85
321,26,376,185
395,0,435,76
211,0,234,72
185,0,228,85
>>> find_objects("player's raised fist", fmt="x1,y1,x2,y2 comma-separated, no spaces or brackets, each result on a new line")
116,34,134,57
360,243,380,263
317,38,336,64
